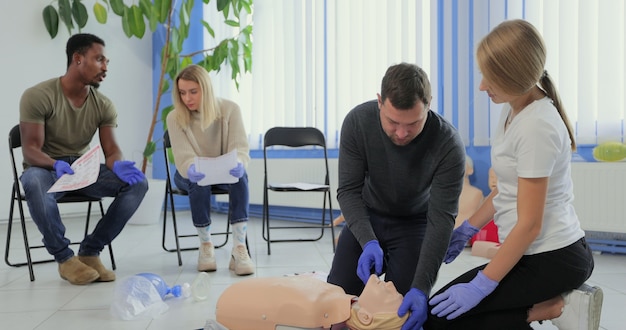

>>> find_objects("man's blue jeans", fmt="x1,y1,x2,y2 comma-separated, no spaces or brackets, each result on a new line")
173,171,249,227
20,159,148,263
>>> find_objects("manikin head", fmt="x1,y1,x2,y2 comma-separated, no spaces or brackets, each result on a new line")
346,275,409,330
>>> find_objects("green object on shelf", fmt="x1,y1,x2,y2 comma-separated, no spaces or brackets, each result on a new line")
593,141,626,162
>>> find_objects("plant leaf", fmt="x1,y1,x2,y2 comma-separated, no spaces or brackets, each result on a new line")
121,7,133,38
178,1,192,40
93,2,108,24
181,56,193,68
221,1,230,19
139,0,152,17
160,79,170,95
109,0,125,16
217,0,229,11
241,0,252,14
158,0,172,24
128,5,146,38
42,5,59,38
202,20,215,38
143,141,157,159
58,0,74,35
160,104,175,125
148,6,159,32
224,19,239,27
71,0,88,29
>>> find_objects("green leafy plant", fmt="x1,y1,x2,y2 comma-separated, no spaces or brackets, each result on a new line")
42,0,253,173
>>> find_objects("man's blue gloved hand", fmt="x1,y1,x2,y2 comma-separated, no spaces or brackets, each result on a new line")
357,240,383,284
53,160,74,178
429,270,498,319
398,288,428,330
187,164,205,183
444,219,479,263
229,162,245,178
112,160,145,185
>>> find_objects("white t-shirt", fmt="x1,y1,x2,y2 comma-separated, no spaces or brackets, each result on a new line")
491,97,584,255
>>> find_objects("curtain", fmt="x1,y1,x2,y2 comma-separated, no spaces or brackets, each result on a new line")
205,0,625,150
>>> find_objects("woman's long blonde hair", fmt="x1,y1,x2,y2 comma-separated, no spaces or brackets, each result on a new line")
477,19,576,150
171,64,221,130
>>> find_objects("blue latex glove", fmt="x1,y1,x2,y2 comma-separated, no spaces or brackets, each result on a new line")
357,240,383,284
444,219,479,263
112,160,145,185
398,288,428,330
187,164,205,183
229,162,245,178
429,270,498,319
53,160,74,178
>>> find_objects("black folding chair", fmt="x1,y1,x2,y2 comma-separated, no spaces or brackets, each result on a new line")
5,124,115,281
262,127,336,255
161,130,243,266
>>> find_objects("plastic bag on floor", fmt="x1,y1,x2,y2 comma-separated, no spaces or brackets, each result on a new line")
110,275,169,320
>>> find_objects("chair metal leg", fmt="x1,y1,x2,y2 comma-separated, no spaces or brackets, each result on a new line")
262,188,336,255
162,186,183,266
98,201,116,270
5,189,37,281
12,189,38,281
262,187,272,255
6,187,116,281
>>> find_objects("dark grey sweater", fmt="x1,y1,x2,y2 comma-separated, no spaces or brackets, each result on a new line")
337,100,465,294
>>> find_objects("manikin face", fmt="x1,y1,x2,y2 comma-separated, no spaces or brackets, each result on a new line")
76,43,108,88
378,94,429,146
358,275,404,315
346,275,406,330
177,79,202,111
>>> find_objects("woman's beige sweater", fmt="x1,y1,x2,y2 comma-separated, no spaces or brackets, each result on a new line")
166,98,250,178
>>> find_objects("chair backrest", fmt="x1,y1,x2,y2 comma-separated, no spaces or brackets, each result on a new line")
9,124,21,149
262,127,330,186
263,127,326,149
162,130,175,184
8,124,101,202
9,125,23,191
163,130,172,149
162,130,228,196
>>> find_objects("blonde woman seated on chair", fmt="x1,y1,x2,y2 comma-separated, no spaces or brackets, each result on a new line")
216,274,409,330
166,64,254,276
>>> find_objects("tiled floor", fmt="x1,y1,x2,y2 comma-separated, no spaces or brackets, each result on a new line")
0,211,624,330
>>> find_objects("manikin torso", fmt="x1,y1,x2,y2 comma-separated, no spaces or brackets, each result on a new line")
216,275,406,330
454,156,484,228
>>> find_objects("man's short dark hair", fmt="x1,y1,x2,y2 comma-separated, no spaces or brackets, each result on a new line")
380,63,431,110
66,33,105,68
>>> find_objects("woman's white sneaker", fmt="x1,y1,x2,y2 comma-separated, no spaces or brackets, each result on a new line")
229,245,255,276
198,242,217,272
552,283,603,330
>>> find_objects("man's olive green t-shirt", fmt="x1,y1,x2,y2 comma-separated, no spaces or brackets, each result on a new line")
19,77,117,164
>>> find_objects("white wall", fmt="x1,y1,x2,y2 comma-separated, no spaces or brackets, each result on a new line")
0,1,153,221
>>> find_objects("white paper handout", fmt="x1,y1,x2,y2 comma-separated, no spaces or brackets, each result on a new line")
195,149,238,186
269,182,329,190
48,145,101,193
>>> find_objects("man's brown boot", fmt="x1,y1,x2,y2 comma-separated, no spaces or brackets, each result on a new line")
78,255,116,282
58,256,99,285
